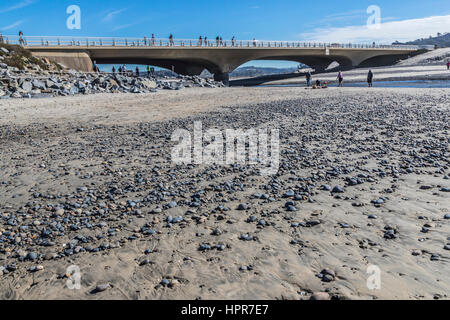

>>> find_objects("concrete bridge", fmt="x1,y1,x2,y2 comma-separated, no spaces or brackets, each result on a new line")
3,36,420,84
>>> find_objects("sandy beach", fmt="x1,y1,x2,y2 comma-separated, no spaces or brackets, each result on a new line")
261,65,450,86
0,86,449,300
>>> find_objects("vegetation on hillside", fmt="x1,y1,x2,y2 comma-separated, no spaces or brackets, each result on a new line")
393,32,450,47
0,43,61,71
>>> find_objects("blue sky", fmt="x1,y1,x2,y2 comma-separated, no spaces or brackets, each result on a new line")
1,0,449,69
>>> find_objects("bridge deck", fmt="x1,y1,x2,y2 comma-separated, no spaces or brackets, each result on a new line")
1,35,419,51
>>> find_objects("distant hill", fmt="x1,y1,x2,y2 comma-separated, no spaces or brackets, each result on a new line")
393,32,450,47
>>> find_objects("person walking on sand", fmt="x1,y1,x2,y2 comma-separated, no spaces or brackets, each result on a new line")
367,70,373,87
306,71,312,87
337,71,344,87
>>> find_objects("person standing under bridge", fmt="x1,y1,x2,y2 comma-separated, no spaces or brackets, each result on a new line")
367,70,374,87
447,60,450,70
306,72,312,87
337,71,344,87
147,65,151,77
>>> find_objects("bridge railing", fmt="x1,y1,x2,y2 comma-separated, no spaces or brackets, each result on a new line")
0,35,419,50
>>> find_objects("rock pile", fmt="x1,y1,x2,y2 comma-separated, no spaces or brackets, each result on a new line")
0,46,225,99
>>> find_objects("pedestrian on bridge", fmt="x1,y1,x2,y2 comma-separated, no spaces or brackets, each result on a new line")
151,34,155,46
220,37,223,46
18,31,24,46
216,36,220,47
169,34,174,46
199,36,203,46
204,36,208,46
231,36,235,47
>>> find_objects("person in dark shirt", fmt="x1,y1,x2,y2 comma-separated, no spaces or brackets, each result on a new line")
306,72,312,87
367,70,374,87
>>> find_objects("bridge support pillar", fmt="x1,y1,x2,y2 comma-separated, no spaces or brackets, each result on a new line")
214,72,229,86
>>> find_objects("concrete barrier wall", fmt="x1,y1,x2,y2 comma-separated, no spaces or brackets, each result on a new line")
31,50,93,72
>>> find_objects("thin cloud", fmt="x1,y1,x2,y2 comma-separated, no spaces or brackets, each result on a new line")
0,20,24,31
0,0,37,13
112,23,136,31
102,8,128,23
319,9,366,23
299,15,450,44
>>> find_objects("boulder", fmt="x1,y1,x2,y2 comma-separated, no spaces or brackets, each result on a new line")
32,79,46,90
21,81,33,92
